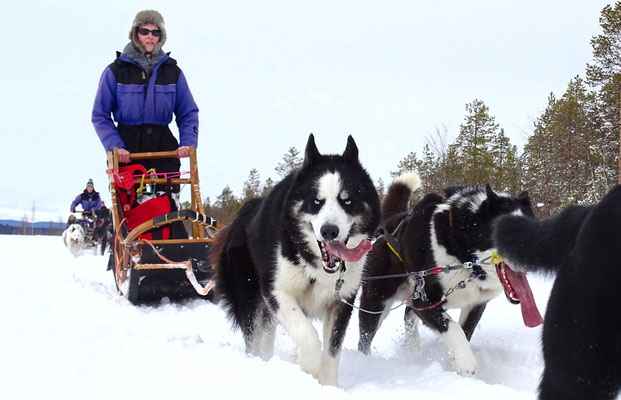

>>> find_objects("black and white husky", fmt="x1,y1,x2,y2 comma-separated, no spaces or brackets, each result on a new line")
493,185,621,400
358,174,542,376
62,224,86,258
210,134,380,386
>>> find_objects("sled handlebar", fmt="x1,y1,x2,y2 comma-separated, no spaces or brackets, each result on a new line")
127,150,181,160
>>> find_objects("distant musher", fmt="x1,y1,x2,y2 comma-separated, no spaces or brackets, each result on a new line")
68,179,102,227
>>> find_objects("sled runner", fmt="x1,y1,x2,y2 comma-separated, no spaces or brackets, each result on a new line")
106,147,220,304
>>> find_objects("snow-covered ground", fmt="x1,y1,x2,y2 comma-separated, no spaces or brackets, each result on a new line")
1,235,555,399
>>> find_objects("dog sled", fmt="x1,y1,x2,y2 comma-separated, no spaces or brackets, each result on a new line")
65,210,103,252
106,147,220,304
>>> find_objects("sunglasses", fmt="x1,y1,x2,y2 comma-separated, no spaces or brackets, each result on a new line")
137,28,161,37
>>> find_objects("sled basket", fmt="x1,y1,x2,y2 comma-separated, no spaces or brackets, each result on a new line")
106,147,221,304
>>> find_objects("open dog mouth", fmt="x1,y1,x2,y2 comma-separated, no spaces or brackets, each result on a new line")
317,239,373,274
495,261,543,327
496,262,520,304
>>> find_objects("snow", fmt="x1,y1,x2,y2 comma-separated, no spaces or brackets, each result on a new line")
1,235,555,399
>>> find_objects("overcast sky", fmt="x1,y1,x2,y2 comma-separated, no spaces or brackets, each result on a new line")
0,0,612,221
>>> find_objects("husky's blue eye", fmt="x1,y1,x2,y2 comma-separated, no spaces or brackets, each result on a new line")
313,199,321,205
344,199,352,206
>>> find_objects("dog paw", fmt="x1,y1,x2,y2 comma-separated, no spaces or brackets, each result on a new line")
312,355,339,386
314,369,338,386
447,351,478,377
297,346,322,376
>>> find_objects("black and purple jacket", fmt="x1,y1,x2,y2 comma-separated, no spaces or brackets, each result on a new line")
91,53,199,152
70,190,102,213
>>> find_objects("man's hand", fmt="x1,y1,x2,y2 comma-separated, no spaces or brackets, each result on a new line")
118,148,131,163
177,146,191,158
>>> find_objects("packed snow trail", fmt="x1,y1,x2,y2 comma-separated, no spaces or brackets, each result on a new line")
1,235,553,399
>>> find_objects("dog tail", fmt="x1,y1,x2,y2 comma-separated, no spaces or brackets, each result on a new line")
210,198,263,334
381,172,421,223
493,204,592,274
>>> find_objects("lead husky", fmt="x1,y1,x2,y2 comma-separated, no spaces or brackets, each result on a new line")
210,134,380,386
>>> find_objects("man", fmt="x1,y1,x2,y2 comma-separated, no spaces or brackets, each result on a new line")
70,179,103,213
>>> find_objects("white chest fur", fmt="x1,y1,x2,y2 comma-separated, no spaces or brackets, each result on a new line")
273,251,364,319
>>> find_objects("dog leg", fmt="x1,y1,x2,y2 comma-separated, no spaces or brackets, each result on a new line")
100,234,107,255
244,307,266,358
275,295,322,377
419,309,477,376
443,318,477,376
403,306,420,349
259,309,276,360
316,299,354,386
458,303,486,341
358,278,404,354
357,299,384,354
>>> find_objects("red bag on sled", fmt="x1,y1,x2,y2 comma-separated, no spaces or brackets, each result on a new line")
123,196,172,240
111,164,177,240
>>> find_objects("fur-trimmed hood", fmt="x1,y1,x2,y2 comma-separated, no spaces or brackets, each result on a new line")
129,10,167,54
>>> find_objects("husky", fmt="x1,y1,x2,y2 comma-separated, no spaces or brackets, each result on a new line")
358,174,542,376
62,223,86,258
210,134,380,386
493,185,621,400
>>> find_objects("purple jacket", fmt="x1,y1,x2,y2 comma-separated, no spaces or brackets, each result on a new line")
92,53,199,152
71,190,102,212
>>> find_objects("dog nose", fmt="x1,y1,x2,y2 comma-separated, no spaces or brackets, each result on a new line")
320,224,339,241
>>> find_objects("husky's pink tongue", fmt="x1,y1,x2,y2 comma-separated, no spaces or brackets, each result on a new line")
325,239,373,262
502,264,543,328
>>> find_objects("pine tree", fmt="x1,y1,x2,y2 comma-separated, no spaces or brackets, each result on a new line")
522,78,606,216
454,99,499,185
419,143,443,193
390,151,421,178
242,168,262,202
421,128,454,193
262,177,274,197
375,178,385,202
275,147,303,179
203,197,214,218
523,93,558,217
490,128,521,193
214,185,241,224
586,1,621,182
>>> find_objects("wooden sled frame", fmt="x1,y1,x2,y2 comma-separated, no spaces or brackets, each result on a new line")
107,147,220,302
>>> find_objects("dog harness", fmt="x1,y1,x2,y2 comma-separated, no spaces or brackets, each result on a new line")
335,255,493,314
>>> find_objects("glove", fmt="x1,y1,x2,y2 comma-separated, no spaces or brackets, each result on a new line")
70,209,75,213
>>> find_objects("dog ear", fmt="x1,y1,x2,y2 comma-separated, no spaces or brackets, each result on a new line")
485,184,499,202
342,135,359,161
518,190,530,201
518,191,535,216
303,133,321,167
